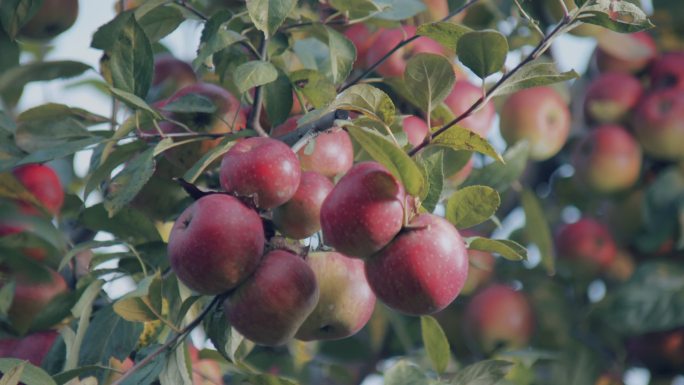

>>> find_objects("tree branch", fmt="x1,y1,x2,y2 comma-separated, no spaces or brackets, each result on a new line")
275,110,349,149
248,38,269,137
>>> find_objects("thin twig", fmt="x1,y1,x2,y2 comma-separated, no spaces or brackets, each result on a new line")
248,38,269,137
177,0,209,21
280,18,347,31
558,0,570,17
513,0,545,38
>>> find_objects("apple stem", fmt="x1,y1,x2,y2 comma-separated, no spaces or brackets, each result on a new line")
248,38,269,137
512,0,545,38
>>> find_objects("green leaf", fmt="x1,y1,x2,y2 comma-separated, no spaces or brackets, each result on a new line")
193,26,245,70
521,189,555,275
113,273,163,322
0,61,91,96
0,360,23,385
17,103,109,126
347,125,426,197
384,361,428,385
373,0,426,20
246,0,297,37
0,359,56,385
263,69,293,127
92,11,134,50
108,16,154,98
404,53,455,113
333,84,396,125
420,150,444,213
0,279,14,317
137,5,184,42
490,62,579,97
109,88,161,118
329,0,383,21
637,167,684,253
451,360,512,385
16,136,104,166
0,0,43,39
577,0,654,33
468,237,527,261
183,132,254,183
464,141,529,192
289,69,336,109
430,125,503,163
159,344,192,385
445,185,500,229
79,306,143,366
162,93,217,114
234,60,279,93
311,25,356,85
204,306,255,363
14,115,93,153
103,145,158,218
457,30,508,78
119,344,165,385
421,315,450,374
0,28,19,74
0,172,49,210
416,22,473,51
232,374,298,385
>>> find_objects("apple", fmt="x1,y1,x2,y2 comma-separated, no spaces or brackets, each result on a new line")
402,115,430,147
220,137,301,209
344,24,380,69
18,0,78,40
633,88,684,160
594,373,624,385
442,80,496,138
271,116,354,179
0,330,59,367
595,31,657,74
572,124,642,193
584,72,643,124
223,250,319,346
460,249,495,295
273,172,334,239
463,284,535,352
554,218,617,274
168,194,265,295
365,213,469,315
499,86,571,161
446,156,473,187
627,328,684,376
12,164,64,216
320,161,406,258
296,252,376,341
365,26,444,78
7,269,68,329
650,52,684,91
148,54,198,102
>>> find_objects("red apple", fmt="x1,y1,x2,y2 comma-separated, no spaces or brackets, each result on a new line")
402,115,430,147
223,250,319,346
365,213,469,315
149,54,198,102
463,284,535,352
442,80,496,137
273,172,334,239
628,328,684,376
0,330,59,367
555,218,617,274
572,124,642,193
220,137,301,209
168,194,265,295
7,269,68,329
499,86,570,160
296,252,376,341
365,26,444,78
271,116,354,179
633,88,684,160
595,31,657,74
320,162,406,258
12,164,64,216
344,24,380,69
18,0,78,40
650,52,684,91
584,72,643,124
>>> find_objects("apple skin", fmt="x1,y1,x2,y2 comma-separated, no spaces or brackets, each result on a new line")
7,269,68,329
273,172,334,239
12,164,64,216
650,53,684,91
0,330,59,367
168,194,265,295
442,80,496,137
584,72,643,124
500,86,570,161
365,26,444,78
18,0,78,40
596,31,657,74
271,116,354,179
223,250,319,346
403,115,430,147
554,218,617,274
220,137,301,210
627,328,684,376
463,284,535,353
320,162,406,258
344,24,380,69
148,54,198,102
365,213,469,315
572,124,642,193
296,252,376,341
633,88,684,160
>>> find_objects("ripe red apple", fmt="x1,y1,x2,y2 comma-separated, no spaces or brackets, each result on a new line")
0,330,59,367
499,86,570,160
149,54,198,102
18,0,78,40
595,31,657,74
402,115,430,147
168,194,265,295
320,162,406,258
344,24,380,69
365,26,444,78
220,137,301,209
555,218,617,274
365,213,469,315
442,80,496,137
296,252,376,341
633,88,684,160
584,72,643,124
223,250,319,346
271,116,354,179
12,164,64,216
273,172,334,239
463,284,535,352
7,269,68,329
572,125,642,193
627,328,684,376
650,52,684,91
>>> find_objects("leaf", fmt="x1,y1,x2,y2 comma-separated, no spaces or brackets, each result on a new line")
17,103,109,126
0,28,19,74
521,189,555,275
0,360,24,385
490,62,579,97
404,53,455,113
416,22,473,51
159,343,192,385
0,172,47,211
451,360,512,385
464,141,529,192
421,316,450,374
373,0,426,20
468,237,527,261
183,133,253,183
78,306,143,366
384,361,428,385
263,69,293,127
312,25,356,85
289,69,336,109
445,185,500,229
430,125,503,163
109,88,161,118
137,5,184,43
420,150,444,213
457,30,508,78
0,61,91,96
577,0,654,33
232,374,298,385
333,84,396,125
103,145,158,218
193,14,245,70
329,0,383,20
113,273,163,322
204,306,254,363
119,345,165,385
108,16,154,98
234,60,278,93
91,11,134,50
0,0,43,39
16,137,104,166
246,0,297,37
84,140,147,199
162,93,217,114
347,125,426,197
0,359,56,385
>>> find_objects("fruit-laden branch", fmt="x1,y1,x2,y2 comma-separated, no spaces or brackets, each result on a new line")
339,0,482,92
275,109,350,150
110,295,224,385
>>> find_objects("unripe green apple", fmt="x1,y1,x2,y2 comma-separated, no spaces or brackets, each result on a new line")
633,89,684,160
19,0,78,40
273,171,334,239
